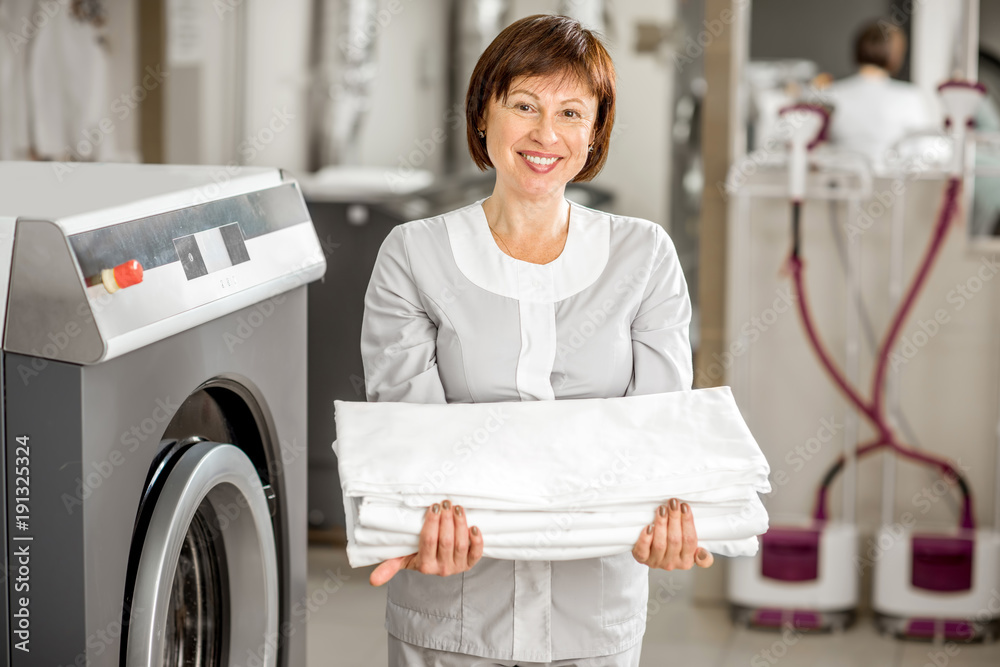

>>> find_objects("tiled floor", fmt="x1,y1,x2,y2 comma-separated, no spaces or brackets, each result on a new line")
306,546,1000,666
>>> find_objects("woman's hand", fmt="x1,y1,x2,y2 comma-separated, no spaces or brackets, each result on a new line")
370,500,484,586
632,498,714,570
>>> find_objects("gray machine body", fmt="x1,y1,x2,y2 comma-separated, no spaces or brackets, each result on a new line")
0,162,325,666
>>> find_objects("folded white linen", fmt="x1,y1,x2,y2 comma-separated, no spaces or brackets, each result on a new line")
345,537,763,566
358,496,767,538
333,386,771,568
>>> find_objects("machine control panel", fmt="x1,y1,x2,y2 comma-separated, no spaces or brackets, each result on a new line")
173,222,250,281
4,179,326,364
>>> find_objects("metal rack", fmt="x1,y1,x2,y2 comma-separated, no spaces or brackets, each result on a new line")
726,148,873,528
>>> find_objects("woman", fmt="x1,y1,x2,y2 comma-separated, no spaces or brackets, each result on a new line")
360,14,712,667
821,20,937,173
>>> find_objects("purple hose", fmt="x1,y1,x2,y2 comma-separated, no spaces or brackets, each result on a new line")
786,177,974,529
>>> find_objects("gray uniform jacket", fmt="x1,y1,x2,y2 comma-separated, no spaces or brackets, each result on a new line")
359,197,693,662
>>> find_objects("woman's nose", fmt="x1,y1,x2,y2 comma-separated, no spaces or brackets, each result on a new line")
529,114,558,146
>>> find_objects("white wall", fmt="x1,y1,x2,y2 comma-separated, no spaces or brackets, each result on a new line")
241,0,313,171
351,0,451,174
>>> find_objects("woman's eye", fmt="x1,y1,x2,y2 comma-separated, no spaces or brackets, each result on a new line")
517,104,532,112
564,110,578,118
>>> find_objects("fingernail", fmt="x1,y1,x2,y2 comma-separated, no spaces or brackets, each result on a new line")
697,548,707,560
471,526,479,536
647,524,654,534
442,500,451,510
681,503,689,514
455,505,463,517
432,504,441,514
669,498,679,511
658,505,667,517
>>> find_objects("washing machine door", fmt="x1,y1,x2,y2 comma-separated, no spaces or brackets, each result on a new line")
125,441,279,667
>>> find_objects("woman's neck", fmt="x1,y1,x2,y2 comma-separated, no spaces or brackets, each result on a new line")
858,64,890,79
481,185,570,243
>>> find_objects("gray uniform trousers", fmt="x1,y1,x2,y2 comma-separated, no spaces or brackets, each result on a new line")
388,633,643,667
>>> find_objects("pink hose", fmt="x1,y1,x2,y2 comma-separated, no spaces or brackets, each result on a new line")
786,177,974,529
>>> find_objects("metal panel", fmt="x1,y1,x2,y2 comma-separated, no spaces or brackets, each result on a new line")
4,356,86,667
4,220,105,364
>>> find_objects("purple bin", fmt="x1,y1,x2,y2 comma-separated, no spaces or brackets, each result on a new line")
910,534,974,593
761,526,822,582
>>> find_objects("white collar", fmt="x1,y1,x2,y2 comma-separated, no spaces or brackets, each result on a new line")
445,197,610,303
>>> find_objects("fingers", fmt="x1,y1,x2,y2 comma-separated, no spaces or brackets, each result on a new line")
370,555,408,587
647,504,669,566
467,524,484,568
453,504,470,563
417,503,441,571
664,499,683,569
638,500,711,571
632,521,654,563
678,502,698,568
437,500,456,574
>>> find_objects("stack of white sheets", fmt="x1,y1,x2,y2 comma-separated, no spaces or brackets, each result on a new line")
332,387,770,568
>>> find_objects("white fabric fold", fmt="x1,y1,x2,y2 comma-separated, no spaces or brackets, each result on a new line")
333,386,771,567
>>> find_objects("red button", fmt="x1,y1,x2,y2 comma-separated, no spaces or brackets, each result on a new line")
112,260,143,289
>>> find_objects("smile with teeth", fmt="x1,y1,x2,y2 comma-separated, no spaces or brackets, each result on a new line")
520,153,560,166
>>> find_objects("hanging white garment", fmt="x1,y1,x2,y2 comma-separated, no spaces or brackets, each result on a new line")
0,0,37,159
27,4,109,160
333,385,771,567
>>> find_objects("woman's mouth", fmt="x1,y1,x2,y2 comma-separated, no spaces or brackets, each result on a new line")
519,152,561,173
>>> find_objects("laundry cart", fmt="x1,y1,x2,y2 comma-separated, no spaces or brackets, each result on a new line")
0,162,325,667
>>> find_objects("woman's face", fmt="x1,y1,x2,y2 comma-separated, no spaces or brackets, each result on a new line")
480,72,598,198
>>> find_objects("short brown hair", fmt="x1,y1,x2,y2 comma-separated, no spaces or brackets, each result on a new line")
855,20,906,74
465,14,616,182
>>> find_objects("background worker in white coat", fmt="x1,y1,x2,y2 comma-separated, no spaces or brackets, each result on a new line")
359,14,713,667
822,19,938,173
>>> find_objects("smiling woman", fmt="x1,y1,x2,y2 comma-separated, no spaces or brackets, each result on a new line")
359,13,709,667
465,15,617,183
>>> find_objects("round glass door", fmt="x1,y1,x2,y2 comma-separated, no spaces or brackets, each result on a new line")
125,442,278,667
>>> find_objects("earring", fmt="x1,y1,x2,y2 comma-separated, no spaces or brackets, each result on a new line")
588,145,594,153
478,129,485,138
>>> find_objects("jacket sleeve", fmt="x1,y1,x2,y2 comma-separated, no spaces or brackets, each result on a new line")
360,225,448,404
625,224,694,396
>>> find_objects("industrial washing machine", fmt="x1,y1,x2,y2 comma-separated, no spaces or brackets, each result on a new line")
0,162,325,666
